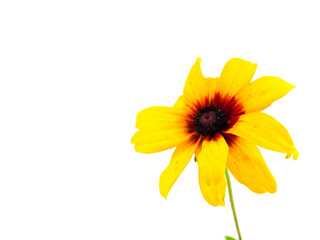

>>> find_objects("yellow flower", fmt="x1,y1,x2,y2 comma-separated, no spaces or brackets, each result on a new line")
131,58,298,206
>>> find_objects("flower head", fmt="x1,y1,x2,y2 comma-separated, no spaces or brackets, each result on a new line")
131,58,298,206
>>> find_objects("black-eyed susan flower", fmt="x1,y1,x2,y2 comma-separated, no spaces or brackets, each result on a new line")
131,58,298,207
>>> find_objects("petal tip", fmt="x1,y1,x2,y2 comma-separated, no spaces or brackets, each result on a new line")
133,144,140,153
286,147,299,160
160,189,168,200
285,152,292,159
293,148,299,160
288,83,296,92
269,189,277,194
159,178,168,200
253,62,258,69
134,144,150,154
268,184,277,194
131,134,136,144
207,199,225,207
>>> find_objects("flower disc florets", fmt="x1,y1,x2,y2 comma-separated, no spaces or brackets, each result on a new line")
193,105,228,137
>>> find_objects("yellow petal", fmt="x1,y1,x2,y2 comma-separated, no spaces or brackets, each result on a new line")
216,58,257,99
204,77,218,104
198,174,226,206
132,129,191,154
196,135,227,206
132,106,192,153
235,76,295,113
226,112,298,159
135,106,188,130
197,134,229,185
179,77,218,109
173,95,198,116
159,136,200,199
173,95,186,109
183,58,208,106
132,128,188,144
227,136,277,194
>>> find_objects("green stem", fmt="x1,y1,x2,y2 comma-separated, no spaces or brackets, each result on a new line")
225,168,242,240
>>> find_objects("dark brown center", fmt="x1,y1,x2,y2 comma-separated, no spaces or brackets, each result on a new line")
193,106,228,137
199,111,217,127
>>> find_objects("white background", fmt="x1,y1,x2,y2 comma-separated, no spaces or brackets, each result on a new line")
0,1,319,240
